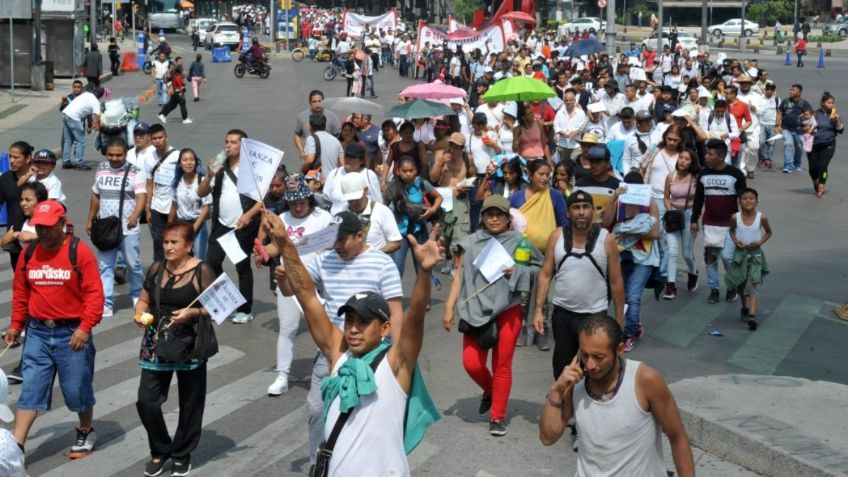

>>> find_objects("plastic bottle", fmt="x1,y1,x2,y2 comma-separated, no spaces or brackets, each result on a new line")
514,234,532,265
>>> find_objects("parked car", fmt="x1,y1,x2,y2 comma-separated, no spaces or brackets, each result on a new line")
205,22,240,50
188,18,216,39
708,19,760,37
642,31,699,51
559,17,607,36
823,17,848,36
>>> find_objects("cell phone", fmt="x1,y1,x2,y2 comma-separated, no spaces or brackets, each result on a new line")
577,353,587,374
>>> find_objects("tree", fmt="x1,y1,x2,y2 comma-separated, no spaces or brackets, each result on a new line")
452,0,481,24
746,0,794,26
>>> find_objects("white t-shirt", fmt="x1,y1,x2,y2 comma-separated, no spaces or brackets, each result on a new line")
342,200,402,250
30,173,65,203
62,92,101,121
127,145,154,177
475,103,504,129
145,148,180,214
209,164,244,227
281,207,333,265
92,161,147,235
153,59,170,79
449,57,462,77
304,131,344,173
175,174,212,221
467,133,498,173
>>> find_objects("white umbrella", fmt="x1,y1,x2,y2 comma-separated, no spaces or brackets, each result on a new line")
320,97,383,117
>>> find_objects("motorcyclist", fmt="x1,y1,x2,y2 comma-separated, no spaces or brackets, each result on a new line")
151,36,172,59
246,37,265,70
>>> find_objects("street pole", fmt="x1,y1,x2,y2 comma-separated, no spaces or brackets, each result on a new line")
90,0,97,46
700,0,708,45
740,0,746,50
658,0,663,47
9,16,14,103
793,0,798,41
606,0,616,55
268,0,273,46
284,0,289,51
623,0,627,33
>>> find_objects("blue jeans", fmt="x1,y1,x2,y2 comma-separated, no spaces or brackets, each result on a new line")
782,129,803,170
18,320,96,412
98,233,143,310
760,124,776,162
62,115,86,166
665,208,697,281
156,78,167,106
623,263,654,335
654,198,669,279
705,230,735,291
391,226,429,280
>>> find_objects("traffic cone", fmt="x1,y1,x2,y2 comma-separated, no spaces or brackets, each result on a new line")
818,48,825,68
784,51,791,65
121,52,139,72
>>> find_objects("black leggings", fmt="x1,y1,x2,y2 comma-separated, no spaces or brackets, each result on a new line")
807,141,836,185
550,306,596,380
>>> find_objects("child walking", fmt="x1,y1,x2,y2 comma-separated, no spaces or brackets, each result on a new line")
726,188,773,331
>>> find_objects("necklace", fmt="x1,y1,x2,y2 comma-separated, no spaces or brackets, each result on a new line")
585,358,626,402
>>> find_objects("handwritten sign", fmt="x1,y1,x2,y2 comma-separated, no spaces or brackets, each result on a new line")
237,138,284,202
198,274,247,324
618,183,652,206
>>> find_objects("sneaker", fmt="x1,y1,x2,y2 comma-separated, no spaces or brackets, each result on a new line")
534,331,551,351
740,307,749,320
102,307,113,318
267,375,289,396
726,289,738,303
687,273,699,292
623,336,635,352
488,420,507,437
144,457,169,477
782,168,790,174
158,114,167,123
69,427,96,459
75,164,92,171
171,460,191,477
795,166,803,172
707,289,721,304
746,171,755,179
133,297,139,307
663,282,677,300
747,316,758,331
62,162,75,169
7,365,22,384
231,312,254,324
182,118,193,124
478,394,492,415
516,326,528,347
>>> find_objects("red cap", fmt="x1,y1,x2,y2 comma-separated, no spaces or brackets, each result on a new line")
30,200,66,227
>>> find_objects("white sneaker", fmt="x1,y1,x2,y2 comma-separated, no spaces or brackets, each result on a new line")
158,114,167,123
102,307,113,318
69,427,97,459
132,297,139,307
267,375,289,396
231,312,254,324
182,117,193,124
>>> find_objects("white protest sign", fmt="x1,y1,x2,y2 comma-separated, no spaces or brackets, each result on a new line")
295,223,340,256
619,184,652,206
472,238,515,283
343,10,397,39
436,187,454,212
238,138,284,203
216,230,248,265
629,67,647,82
198,274,247,324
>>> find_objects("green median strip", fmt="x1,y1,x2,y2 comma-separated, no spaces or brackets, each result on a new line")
652,297,728,348
0,103,26,120
728,293,822,374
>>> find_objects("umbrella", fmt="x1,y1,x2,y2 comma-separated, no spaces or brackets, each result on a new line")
399,83,467,100
481,76,557,102
564,39,606,58
180,0,194,7
501,11,536,25
320,97,383,117
386,99,456,119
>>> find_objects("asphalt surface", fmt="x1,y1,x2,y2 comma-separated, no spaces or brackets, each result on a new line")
0,35,844,475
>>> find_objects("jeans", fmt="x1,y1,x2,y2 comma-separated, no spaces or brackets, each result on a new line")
654,198,669,279
207,221,257,314
808,141,836,185
149,210,169,262
98,233,143,310
62,115,86,166
623,263,654,335
156,78,167,106
309,48,317,61
307,353,329,464
193,221,208,260
782,129,803,170
136,364,206,461
361,75,376,97
390,226,429,279
17,320,96,412
665,208,697,282
275,293,302,378
399,54,408,77
705,230,735,291
760,124,776,162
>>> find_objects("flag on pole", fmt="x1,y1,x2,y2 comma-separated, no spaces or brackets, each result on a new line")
197,274,247,324
237,138,285,202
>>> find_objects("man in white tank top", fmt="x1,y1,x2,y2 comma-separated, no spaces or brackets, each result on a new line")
538,315,695,477
264,210,444,476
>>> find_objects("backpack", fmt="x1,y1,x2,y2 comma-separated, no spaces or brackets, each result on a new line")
309,133,322,171
22,236,82,286
556,224,609,300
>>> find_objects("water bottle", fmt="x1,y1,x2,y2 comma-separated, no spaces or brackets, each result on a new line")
514,234,532,266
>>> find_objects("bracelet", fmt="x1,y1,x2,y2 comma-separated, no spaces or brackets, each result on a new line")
546,392,563,409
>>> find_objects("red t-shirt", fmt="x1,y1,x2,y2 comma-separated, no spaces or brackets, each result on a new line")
12,238,104,333
530,102,556,139
643,50,657,69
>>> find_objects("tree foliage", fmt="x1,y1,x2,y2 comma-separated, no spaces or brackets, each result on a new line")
452,0,481,24
746,0,795,25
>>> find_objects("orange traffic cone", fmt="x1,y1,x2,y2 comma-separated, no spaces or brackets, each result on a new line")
121,52,139,72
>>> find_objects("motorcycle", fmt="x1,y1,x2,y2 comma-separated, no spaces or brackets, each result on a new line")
323,55,348,81
234,53,271,79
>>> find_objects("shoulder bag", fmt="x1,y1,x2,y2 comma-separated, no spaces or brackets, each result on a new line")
192,265,219,360
662,173,691,233
91,165,131,250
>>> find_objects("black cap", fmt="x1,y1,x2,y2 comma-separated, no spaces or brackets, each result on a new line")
338,291,391,322
587,144,610,162
335,211,362,239
344,142,365,159
566,190,594,208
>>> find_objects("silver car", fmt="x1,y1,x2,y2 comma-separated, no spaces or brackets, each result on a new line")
708,19,760,37
823,18,848,36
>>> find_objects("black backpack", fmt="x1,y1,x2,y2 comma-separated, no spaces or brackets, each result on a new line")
22,237,82,286
557,224,610,300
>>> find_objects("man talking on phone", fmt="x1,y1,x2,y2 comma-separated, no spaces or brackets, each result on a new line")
538,315,695,477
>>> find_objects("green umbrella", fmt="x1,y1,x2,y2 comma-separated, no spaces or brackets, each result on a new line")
482,76,557,102
386,99,456,119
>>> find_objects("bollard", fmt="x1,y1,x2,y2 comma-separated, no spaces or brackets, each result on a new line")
0,152,8,226
818,48,825,68
785,51,791,65
137,31,145,70
817,40,822,48
826,49,832,57
777,46,784,54
753,47,759,53
276,41,281,53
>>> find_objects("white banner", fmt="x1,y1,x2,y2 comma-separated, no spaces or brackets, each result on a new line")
448,16,466,33
342,10,398,39
198,274,247,325
237,138,284,203
417,23,506,54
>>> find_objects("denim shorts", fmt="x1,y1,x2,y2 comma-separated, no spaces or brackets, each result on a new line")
17,319,96,412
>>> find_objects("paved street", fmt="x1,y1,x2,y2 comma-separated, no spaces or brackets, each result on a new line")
0,34,845,475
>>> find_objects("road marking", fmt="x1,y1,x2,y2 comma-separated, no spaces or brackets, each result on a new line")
42,365,274,477
194,403,309,474
652,297,728,347
728,293,822,374
23,346,244,453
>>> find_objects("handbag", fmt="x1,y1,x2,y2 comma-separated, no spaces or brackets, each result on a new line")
152,263,197,363
311,348,389,477
193,315,219,360
90,165,131,250
662,173,691,233
458,318,499,349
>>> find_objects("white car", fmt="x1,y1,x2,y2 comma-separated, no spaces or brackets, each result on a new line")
188,18,216,38
205,22,241,50
641,31,699,51
708,19,760,37
559,17,607,36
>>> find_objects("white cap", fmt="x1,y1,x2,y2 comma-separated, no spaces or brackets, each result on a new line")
698,86,711,99
671,108,690,118
0,369,13,423
503,101,518,118
341,172,368,201
450,97,464,105
483,66,493,73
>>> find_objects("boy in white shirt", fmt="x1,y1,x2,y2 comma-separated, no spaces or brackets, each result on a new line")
21,150,66,203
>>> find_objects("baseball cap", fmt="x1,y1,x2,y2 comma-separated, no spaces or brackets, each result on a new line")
344,142,366,159
502,101,518,118
32,149,57,165
341,172,368,201
481,195,510,215
30,200,66,227
335,211,362,239
483,66,493,73
0,369,13,423
587,145,611,162
448,132,466,147
337,291,391,322
133,122,150,134
635,110,653,122
764,80,776,89
450,97,464,105
566,189,594,208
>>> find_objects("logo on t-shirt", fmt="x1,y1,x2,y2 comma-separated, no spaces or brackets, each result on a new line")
29,265,72,283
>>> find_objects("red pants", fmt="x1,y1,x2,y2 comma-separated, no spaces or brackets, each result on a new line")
461,305,523,421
